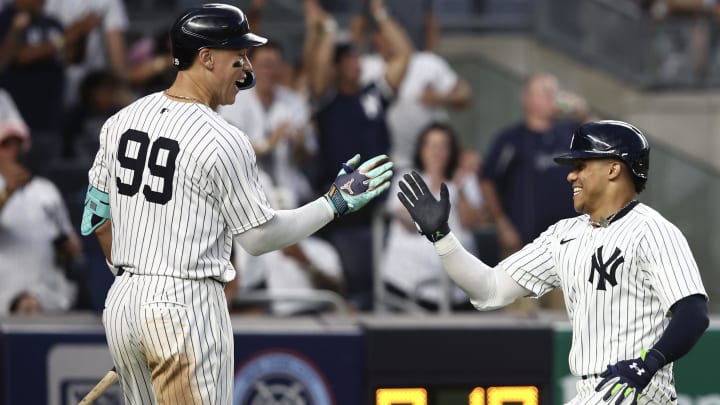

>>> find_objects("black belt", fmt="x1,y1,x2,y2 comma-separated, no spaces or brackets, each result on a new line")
581,374,600,380
116,266,132,277
116,267,223,285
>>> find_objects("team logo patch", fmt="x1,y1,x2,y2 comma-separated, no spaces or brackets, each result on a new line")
340,178,355,195
333,171,369,196
588,246,624,290
233,350,333,405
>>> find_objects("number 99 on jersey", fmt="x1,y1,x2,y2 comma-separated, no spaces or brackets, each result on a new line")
376,386,539,405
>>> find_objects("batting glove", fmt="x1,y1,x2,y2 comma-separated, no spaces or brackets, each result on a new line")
324,154,393,217
595,349,665,405
397,171,451,242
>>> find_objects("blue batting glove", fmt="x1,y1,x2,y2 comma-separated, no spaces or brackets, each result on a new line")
595,349,665,405
325,154,393,217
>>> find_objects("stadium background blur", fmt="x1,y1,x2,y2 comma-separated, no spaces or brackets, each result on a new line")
2,0,720,404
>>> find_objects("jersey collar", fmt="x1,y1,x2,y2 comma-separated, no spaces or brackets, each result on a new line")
588,200,640,228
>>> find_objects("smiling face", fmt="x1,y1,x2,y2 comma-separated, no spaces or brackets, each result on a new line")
566,158,620,216
205,47,252,105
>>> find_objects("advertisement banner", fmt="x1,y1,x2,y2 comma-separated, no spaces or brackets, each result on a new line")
1,323,363,405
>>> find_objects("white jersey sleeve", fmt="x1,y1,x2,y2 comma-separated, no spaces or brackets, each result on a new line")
638,219,708,312
210,128,275,234
500,223,562,298
88,115,113,193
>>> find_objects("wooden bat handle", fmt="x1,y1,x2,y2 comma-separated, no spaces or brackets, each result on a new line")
78,368,118,405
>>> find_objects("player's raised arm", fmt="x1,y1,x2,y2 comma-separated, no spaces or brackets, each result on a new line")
397,171,530,309
234,154,393,256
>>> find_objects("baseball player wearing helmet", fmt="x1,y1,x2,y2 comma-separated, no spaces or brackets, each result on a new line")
398,120,708,405
80,3,393,404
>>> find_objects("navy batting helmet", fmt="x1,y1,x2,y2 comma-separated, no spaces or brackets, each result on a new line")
170,3,267,75
554,120,650,191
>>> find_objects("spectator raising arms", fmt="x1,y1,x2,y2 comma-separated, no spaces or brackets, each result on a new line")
303,0,411,310
0,0,97,133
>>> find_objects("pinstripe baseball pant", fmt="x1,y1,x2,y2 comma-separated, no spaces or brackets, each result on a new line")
103,272,232,404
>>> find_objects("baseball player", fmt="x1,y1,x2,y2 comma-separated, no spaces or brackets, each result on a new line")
398,120,708,405
80,4,393,404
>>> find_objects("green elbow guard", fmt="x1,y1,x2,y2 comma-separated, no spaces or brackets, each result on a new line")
81,185,111,236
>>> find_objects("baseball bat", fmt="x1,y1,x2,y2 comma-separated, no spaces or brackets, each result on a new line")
78,367,118,405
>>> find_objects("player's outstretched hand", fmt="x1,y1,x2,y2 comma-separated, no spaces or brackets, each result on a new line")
397,171,451,242
595,349,664,405
325,154,393,217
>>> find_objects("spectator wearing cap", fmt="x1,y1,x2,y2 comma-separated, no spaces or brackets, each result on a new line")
0,95,83,315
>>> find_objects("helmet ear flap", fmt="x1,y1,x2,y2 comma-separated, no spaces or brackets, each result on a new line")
235,71,256,90
631,150,649,180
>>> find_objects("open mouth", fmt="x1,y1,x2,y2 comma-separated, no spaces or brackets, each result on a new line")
234,72,255,90
573,186,582,196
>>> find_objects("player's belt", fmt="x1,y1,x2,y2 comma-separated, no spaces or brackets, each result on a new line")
581,374,600,380
116,266,133,277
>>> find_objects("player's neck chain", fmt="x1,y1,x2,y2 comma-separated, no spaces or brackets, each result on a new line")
164,91,205,104
590,199,639,228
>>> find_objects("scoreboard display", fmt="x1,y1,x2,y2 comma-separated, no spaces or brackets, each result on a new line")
376,386,539,405
364,321,554,405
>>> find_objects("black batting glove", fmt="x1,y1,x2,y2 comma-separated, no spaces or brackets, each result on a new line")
595,349,665,405
397,171,451,242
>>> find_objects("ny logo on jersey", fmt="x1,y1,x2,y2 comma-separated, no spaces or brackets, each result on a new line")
588,246,624,290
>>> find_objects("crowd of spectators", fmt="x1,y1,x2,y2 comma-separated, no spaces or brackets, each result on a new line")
0,0,594,316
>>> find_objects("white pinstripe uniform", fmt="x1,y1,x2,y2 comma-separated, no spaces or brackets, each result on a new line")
89,91,274,404
499,201,706,404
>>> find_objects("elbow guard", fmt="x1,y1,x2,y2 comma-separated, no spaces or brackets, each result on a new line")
81,185,110,236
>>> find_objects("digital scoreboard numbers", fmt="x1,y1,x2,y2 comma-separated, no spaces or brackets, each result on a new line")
376,386,539,405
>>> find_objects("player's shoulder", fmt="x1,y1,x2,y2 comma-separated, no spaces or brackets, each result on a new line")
628,202,685,237
104,91,163,125
551,215,587,234
200,109,253,153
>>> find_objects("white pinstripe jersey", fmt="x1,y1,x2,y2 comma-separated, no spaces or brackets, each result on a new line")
501,201,706,402
88,92,274,282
